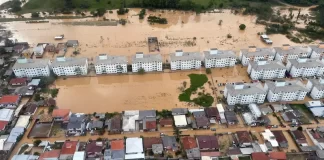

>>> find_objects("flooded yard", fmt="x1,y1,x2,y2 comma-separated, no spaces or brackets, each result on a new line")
55,71,211,113
4,9,301,59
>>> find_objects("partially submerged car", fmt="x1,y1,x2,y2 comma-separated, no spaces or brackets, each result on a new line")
260,34,273,44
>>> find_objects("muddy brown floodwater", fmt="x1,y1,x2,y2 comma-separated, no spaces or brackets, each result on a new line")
55,70,208,113
4,9,303,60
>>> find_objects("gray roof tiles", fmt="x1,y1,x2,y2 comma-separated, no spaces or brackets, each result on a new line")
131,53,162,63
51,57,87,68
250,61,286,71
288,58,324,68
240,47,276,57
265,80,308,93
225,83,266,96
274,46,311,56
94,54,127,65
204,50,236,59
67,113,85,129
170,52,201,61
12,59,49,69
310,45,324,54
309,78,324,91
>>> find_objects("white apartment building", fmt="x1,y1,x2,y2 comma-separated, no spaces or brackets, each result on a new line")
51,56,88,76
239,46,276,66
94,54,127,74
12,58,51,77
247,60,286,80
310,43,324,59
224,82,267,105
286,58,324,78
274,44,312,63
204,48,236,68
264,80,308,102
131,52,162,72
170,50,201,70
306,77,324,99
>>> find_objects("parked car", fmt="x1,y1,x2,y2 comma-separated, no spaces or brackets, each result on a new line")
211,128,216,131
260,34,273,44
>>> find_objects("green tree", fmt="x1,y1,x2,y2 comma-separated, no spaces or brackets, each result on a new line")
96,8,106,17
239,24,246,30
33,152,40,156
50,89,59,98
33,139,42,147
138,68,145,74
48,105,55,114
34,93,41,101
2,88,9,94
206,68,211,74
31,12,40,18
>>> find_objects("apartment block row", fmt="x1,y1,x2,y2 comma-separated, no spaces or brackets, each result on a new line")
224,80,310,105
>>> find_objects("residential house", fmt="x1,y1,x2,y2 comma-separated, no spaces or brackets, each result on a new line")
52,109,71,124
107,139,125,160
86,141,104,158
162,136,178,151
122,110,139,132
261,129,279,148
182,136,200,159
51,56,88,76
251,152,269,160
94,54,128,74
67,113,85,136
0,95,21,108
205,107,220,122
196,135,219,151
33,45,45,58
143,137,163,155
193,111,206,118
271,104,285,112
107,116,122,134
125,137,144,159
291,130,308,146
21,103,37,115
159,118,173,127
268,151,287,160
247,60,286,80
305,101,324,117
216,104,226,124
274,44,312,63
195,116,210,129
286,58,324,77
59,141,79,160
38,150,61,160
12,58,51,77
224,111,239,125
259,105,273,115
236,131,253,147
131,52,162,72
310,42,324,59
9,78,27,86
86,120,104,131
306,77,324,99
152,144,163,155
170,50,202,70
172,108,188,115
204,48,236,68
272,131,289,148
13,42,29,53
239,46,276,66
12,155,39,160
173,115,187,128
73,151,85,160
140,117,156,132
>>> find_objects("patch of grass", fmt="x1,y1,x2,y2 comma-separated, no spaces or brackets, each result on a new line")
291,104,314,123
239,156,251,160
219,157,231,160
178,74,213,107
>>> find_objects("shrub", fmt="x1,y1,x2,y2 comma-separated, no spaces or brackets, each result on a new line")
31,12,40,18
138,68,145,74
227,34,232,38
239,24,246,30
33,139,42,147
206,68,211,74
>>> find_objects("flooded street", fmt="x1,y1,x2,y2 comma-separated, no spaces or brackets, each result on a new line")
4,9,300,59
55,71,208,113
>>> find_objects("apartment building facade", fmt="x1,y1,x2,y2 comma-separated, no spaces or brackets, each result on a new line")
264,80,308,102
247,60,286,80
239,46,276,66
224,82,267,105
286,58,324,78
51,56,88,76
170,50,201,70
310,43,324,60
131,52,162,72
204,48,236,68
274,44,312,63
94,54,127,74
306,77,324,99
12,58,51,77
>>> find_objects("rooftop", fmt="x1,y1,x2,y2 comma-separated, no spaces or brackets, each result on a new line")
172,108,188,115
0,95,20,104
269,151,287,160
126,137,143,154
274,45,311,56
204,107,219,118
38,150,61,160
94,54,127,65
85,141,104,153
12,58,49,69
236,131,252,144
170,50,201,61
131,52,162,63
204,49,236,59
51,57,87,68
52,109,70,121
61,141,78,155
143,137,162,150
159,118,173,126
0,109,13,121
111,140,124,150
9,78,27,85
29,123,52,138
162,136,178,151
309,78,324,91
249,60,286,71
288,58,324,68
225,82,266,96
240,47,276,57
67,113,85,129
310,44,324,54
224,111,238,122
272,130,288,143
15,115,31,128
265,80,308,93
0,121,8,130
195,116,210,127
251,152,269,160
196,135,219,149
182,136,197,149
174,115,187,126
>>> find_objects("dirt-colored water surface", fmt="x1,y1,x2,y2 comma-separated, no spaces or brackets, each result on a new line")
4,9,300,59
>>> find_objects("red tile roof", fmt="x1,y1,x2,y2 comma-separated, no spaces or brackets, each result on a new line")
39,150,61,160
111,140,124,150
159,118,173,126
182,136,197,149
146,120,156,130
236,131,252,143
52,109,70,121
200,152,221,157
9,78,27,85
86,141,104,153
0,121,8,131
196,135,219,149
272,131,287,143
269,152,287,160
0,95,20,104
143,137,162,150
61,141,78,155
251,152,269,160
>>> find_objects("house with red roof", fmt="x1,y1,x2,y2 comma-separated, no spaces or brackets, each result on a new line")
0,95,21,108
269,151,287,160
85,141,104,158
251,152,269,160
196,135,219,151
140,118,156,132
159,118,173,127
143,137,162,150
9,78,28,86
236,131,253,147
59,141,79,160
0,121,9,131
52,109,71,123
182,136,200,159
38,150,61,160
272,131,288,148
109,139,125,159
